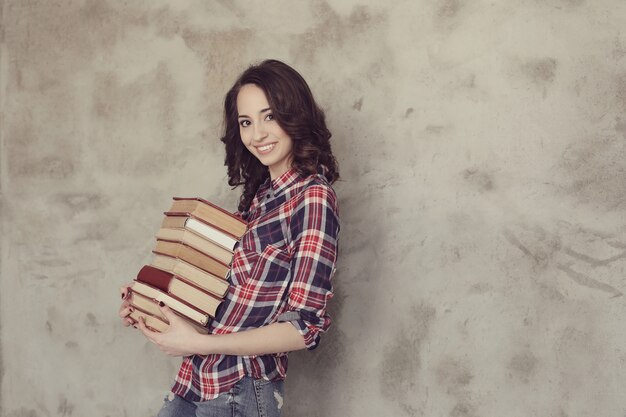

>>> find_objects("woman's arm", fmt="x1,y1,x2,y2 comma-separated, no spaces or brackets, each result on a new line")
137,304,306,357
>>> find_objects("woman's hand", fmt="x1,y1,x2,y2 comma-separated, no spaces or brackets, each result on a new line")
137,304,204,357
119,283,135,327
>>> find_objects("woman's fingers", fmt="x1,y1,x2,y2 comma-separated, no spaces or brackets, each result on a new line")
120,283,132,300
119,303,135,327
119,283,135,327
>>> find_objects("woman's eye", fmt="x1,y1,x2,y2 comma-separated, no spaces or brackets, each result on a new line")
265,113,274,121
239,120,251,127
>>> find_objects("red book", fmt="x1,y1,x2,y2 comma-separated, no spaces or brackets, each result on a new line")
136,265,223,317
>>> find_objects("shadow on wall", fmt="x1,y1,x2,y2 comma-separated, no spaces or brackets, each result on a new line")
282,282,349,417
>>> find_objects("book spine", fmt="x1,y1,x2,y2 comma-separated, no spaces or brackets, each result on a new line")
151,260,228,298
153,264,224,302
136,265,222,311
137,265,174,292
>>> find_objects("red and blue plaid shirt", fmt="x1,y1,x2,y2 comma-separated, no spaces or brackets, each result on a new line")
171,168,340,401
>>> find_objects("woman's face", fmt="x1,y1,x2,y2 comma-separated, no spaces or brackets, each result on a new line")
237,84,294,180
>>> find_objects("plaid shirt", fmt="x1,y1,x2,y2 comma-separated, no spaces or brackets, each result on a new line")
171,168,340,401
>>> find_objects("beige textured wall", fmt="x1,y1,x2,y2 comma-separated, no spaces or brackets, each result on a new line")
2,0,626,416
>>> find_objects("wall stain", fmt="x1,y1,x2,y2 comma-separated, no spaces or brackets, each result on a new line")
405,107,414,118
563,247,626,267
615,117,626,138
152,6,183,38
352,97,363,111
72,223,111,244
468,282,492,294
435,357,477,416
503,223,623,297
559,134,626,209
437,0,463,19
85,312,98,327
9,154,75,180
57,396,75,417
435,357,474,391
502,226,560,269
425,125,447,135
449,401,476,417
463,168,494,192
6,409,40,417
181,28,254,85
556,264,622,297
379,303,436,414
90,62,182,175
35,259,71,268
282,326,349,417
521,58,558,85
615,73,626,109
292,2,389,66
507,351,538,383
65,341,79,349
54,193,106,217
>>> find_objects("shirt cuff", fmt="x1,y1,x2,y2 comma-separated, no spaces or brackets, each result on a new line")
275,311,322,350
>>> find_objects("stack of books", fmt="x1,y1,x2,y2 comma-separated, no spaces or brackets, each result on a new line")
127,197,247,333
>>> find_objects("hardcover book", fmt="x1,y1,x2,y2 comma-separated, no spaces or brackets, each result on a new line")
130,280,212,326
155,227,234,265
150,254,229,298
128,290,209,334
136,265,222,317
167,197,247,241
153,240,230,279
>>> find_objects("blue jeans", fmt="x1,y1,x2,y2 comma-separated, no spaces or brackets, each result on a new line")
156,377,284,417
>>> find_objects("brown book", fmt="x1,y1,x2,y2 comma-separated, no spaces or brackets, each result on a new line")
128,309,169,333
130,280,211,326
155,227,233,266
161,214,242,252
151,254,229,298
161,211,241,252
153,240,230,279
137,265,222,317
128,290,209,334
168,197,247,240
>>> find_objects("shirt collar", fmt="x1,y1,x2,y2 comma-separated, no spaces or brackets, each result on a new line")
264,168,301,196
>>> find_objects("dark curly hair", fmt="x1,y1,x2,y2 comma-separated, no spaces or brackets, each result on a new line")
220,59,339,214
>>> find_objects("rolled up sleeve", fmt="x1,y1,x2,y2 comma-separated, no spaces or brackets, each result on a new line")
275,184,340,350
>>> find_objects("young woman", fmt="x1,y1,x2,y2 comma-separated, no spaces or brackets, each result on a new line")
119,59,340,417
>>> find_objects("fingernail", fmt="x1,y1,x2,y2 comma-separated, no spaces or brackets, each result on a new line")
159,301,165,307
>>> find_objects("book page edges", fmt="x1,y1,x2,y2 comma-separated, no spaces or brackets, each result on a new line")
131,281,211,324
153,239,230,269
163,211,245,239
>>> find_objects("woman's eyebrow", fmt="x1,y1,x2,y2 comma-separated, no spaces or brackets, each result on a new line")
238,108,272,119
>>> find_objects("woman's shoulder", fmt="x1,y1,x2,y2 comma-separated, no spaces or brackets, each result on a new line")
292,173,338,212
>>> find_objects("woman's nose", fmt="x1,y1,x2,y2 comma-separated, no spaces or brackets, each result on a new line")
252,125,268,142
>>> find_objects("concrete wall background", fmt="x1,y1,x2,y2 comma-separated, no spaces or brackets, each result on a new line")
2,0,626,416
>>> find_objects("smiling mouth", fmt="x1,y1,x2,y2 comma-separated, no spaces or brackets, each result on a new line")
256,143,276,154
